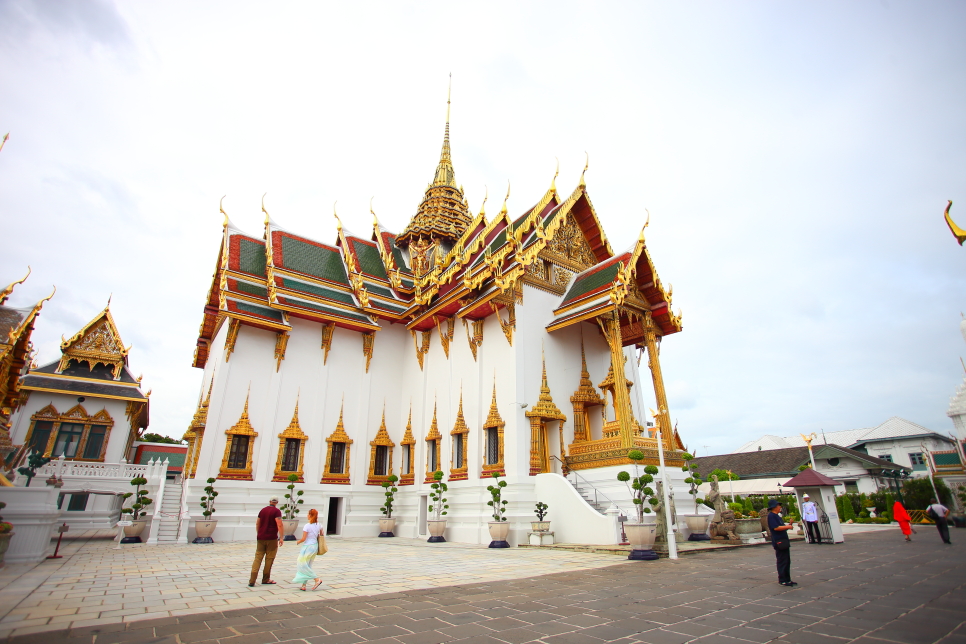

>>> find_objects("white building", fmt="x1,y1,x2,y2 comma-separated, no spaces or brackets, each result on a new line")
181,100,700,546
735,417,955,478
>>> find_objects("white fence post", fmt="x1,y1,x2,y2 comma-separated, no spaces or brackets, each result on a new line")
177,476,191,544
146,459,167,545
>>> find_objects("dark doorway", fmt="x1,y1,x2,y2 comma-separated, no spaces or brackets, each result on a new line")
326,497,341,535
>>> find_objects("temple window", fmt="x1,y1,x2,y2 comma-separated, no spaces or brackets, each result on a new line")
449,392,470,481
330,442,346,474
321,402,353,485
424,401,442,483
27,420,54,455
281,439,300,472
481,383,505,477
427,440,438,472
402,444,411,474
273,401,308,482
367,410,395,485
227,436,250,469
218,394,258,481
374,445,389,476
82,425,108,460
53,423,84,458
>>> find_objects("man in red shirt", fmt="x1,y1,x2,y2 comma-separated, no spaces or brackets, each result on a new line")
249,496,284,587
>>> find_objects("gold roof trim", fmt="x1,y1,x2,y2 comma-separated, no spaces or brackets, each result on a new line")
451,388,469,435
425,399,442,441
0,267,30,305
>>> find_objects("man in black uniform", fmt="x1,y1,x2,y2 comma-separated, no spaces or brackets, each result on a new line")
767,499,797,587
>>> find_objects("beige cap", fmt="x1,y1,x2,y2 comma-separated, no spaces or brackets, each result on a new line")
270,496,279,503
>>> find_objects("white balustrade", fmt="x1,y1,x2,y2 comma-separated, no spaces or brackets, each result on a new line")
36,460,150,480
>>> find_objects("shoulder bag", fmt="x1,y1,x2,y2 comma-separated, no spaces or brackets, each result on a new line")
317,529,328,556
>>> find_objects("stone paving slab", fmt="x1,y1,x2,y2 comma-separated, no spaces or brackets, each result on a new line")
2,530,964,643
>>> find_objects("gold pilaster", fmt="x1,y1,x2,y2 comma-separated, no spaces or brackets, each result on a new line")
643,311,674,453
597,311,634,450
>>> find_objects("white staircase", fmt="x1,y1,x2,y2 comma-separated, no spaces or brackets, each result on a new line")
156,479,182,543
567,478,607,513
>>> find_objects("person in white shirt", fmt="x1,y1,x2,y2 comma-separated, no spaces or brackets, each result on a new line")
801,494,820,544
292,508,325,590
927,498,952,545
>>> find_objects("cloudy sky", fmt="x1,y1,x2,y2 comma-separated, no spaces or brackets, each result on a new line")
2,1,964,454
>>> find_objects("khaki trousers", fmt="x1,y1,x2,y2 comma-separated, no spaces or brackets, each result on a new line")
250,539,279,585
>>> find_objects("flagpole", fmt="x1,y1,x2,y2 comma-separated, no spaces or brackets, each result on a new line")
656,428,678,560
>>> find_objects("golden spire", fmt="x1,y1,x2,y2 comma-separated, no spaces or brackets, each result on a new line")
433,73,456,187
452,385,469,434
527,350,565,420
551,157,559,192
483,374,504,429
426,397,441,440
220,195,229,227
0,266,30,305
500,181,511,216
571,332,603,406
402,401,415,444
579,152,589,187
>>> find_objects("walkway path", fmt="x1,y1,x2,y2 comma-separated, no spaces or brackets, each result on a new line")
2,530,964,643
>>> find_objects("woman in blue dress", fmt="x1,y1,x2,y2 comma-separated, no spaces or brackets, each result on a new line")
292,508,323,591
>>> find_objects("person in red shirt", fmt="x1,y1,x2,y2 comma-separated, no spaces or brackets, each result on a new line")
249,496,284,587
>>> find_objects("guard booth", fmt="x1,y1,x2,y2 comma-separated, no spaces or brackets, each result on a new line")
783,469,844,544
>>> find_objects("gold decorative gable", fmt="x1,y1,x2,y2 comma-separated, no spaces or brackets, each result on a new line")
541,211,598,272
58,307,129,379
399,405,416,486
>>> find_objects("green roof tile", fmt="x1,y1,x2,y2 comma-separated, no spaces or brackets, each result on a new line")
281,236,349,285
353,241,388,279
234,282,268,298
238,239,267,277
282,298,372,324
234,301,284,321
560,261,621,305
280,278,356,306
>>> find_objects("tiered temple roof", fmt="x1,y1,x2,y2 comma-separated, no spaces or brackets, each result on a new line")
193,107,682,369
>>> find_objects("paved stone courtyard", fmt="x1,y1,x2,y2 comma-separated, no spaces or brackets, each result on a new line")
0,529,963,643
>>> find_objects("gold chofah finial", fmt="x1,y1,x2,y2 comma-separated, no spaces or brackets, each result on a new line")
579,151,589,187
551,157,559,192
500,181,511,216
106,293,112,309
370,197,379,227
478,186,488,218
0,132,8,153
219,195,228,226
0,266,31,305
944,200,966,246
333,202,342,231
644,208,650,229
261,193,269,224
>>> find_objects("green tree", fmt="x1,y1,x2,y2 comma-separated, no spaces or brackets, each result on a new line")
901,477,952,510
281,473,304,520
140,433,186,445
486,472,509,522
709,468,739,481
17,452,51,487
618,450,660,523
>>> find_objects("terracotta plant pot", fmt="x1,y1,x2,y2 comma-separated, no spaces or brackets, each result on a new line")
530,521,551,532
121,518,147,544
624,520,658,560
193,519,217,544
0,532,13,568
685,514,710,541
488,521,510,548
379,517,396,538
427,519,447,543
282,519,299,541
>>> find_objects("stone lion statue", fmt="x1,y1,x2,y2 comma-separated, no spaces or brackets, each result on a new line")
711,508,738,541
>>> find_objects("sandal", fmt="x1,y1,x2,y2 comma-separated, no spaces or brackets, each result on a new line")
312,580,323,591
262,580,276,585
300,585,307,591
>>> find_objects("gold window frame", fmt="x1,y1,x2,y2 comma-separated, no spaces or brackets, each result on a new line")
366,409,395,485
218,394,258,481
273,400,308,482
424,400,442,483
449,392,469,482
321,402,352,485
481,382,505,477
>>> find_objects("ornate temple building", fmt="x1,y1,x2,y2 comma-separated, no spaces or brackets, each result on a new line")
8,305,151,469
185,94,692,544
0,269,53,470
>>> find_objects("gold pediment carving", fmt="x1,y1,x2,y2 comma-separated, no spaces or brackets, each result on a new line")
541,212,597,272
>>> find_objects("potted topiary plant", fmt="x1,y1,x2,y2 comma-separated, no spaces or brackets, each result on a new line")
486,472,510,548
281,473,304,541
532,501,550,532
682,452,709,541
379,474,399,537
617,450,660,560
193,477,218,543
427,470,448,543
0,502,12,568
17,452,51,487
120,475,153,543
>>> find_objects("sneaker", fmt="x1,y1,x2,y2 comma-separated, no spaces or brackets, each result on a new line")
780,581,798,587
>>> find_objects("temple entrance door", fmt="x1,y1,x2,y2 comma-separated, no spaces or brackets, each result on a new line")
326,497,341,535
538,422,551,473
